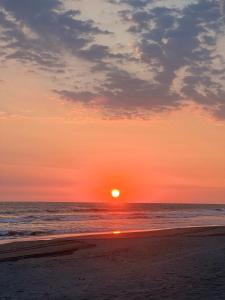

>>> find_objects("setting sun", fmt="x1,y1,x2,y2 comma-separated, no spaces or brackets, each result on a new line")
111,189,120,199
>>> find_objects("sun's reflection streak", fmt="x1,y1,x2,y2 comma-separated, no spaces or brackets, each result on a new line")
113,230,121,234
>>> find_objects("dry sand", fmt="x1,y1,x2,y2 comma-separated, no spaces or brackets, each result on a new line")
0,226,225,300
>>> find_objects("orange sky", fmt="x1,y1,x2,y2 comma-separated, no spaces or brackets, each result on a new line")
1,100,225,203
0,0,225,203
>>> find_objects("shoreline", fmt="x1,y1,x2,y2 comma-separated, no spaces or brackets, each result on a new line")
1,225,225,262
1,225,225,299
0,223,224,246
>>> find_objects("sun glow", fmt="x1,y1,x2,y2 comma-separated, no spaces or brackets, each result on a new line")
111,188,120,199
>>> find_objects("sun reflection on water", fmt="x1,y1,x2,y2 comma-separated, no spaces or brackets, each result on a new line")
113,231,121,234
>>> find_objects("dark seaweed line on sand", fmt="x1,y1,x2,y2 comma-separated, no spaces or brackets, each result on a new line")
0,249,78,262
0,242,95,262
0,239,89,255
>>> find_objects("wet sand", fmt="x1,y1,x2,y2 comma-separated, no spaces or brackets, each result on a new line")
0,226,225,299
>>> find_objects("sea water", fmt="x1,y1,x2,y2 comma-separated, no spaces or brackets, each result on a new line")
0,202,225,243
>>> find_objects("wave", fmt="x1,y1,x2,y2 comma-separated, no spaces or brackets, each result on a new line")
1,208,225,225
0,215,36,224
1,203,225,242
0,230,53,237
1,203,225,217
0,228,100,238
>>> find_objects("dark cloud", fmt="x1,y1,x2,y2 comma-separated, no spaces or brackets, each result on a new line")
0,0,110,69
110,0,225,118
109,0,150,8
98,68,178,108
56,67,179,118
77,44,124,61
56,90,98,104
0,0,225,119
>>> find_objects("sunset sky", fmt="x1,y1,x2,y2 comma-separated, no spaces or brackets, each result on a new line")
1,0,225,203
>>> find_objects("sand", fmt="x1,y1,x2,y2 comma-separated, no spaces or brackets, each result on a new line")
0,226,225,299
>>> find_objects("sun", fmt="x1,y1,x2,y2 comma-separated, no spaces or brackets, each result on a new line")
111,188,120,199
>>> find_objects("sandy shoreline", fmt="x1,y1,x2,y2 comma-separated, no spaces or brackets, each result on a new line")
0,226,225,299
0,225,223,261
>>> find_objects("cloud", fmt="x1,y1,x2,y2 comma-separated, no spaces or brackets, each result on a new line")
77,44,124,61
0,0,110,70
57,0,225,118
0,0,225,119
56,67,179,119
109,0,150,8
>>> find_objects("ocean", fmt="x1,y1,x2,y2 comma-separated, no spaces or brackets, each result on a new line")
0,202,225,244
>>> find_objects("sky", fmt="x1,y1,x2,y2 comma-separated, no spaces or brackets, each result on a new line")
0,0,225,203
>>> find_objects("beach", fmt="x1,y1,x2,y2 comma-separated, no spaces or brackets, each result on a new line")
0,226,225,300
